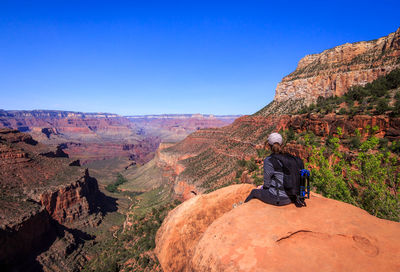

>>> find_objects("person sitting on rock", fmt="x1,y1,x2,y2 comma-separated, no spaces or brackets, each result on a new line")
244,132,305,206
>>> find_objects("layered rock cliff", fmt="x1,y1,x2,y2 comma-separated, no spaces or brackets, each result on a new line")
0,129,105,271
0,110,238,165
156,185,400,272
275,27,400,104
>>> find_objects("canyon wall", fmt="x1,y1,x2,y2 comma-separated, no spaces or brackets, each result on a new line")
275,27,400,104
152,113,400,197
0,110,238,165
0,129,106,271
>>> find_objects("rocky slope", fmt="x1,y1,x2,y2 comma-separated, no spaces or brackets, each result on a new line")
274,27,400,105
150,112,400,199
0,129,109,271
156,184,400,272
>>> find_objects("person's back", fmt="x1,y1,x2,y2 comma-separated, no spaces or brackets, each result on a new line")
244,132,304,206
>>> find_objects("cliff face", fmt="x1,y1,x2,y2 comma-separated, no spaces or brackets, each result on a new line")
275,27,400,104
156,185,400,272
40,170,100,226
0,129,105,271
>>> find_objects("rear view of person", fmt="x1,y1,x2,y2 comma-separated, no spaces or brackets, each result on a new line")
244,132,306,207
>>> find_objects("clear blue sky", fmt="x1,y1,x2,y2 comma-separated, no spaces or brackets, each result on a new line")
0,1,399,115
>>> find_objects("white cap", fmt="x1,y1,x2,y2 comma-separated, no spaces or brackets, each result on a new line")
268,132,283,146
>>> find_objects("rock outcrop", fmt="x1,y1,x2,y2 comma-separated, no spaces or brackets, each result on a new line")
0,129,107,271
40,170,100,226
275,27,400,104
156,185,400,272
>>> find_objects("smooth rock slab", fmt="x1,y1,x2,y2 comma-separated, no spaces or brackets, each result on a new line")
156,185,400,272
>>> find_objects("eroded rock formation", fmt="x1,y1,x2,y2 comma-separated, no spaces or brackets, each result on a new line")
275,27,400,104
156,184,400,272
0,129,107,271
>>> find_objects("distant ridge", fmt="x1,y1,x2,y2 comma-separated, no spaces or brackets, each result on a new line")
126,114,241,119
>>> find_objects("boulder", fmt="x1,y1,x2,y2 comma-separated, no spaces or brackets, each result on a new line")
156,184,400,272
155,184,254,272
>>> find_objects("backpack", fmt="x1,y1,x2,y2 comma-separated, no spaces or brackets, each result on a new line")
269,153,308,207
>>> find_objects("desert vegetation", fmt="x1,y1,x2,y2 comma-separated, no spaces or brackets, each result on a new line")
298,68,400,116
106,173,128,193
82,193,180,272
306,127,399,221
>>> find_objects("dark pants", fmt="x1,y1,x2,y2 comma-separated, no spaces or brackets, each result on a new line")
244,189,291,206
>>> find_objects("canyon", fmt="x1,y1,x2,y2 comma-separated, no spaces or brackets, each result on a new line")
0,129,114,271
2,26,400,272
0,112,239,271
0,110,238,165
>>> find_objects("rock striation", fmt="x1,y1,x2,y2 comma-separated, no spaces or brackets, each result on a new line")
0,129,106,271
156,184,400,272
275,27,400,104
0,110,238,165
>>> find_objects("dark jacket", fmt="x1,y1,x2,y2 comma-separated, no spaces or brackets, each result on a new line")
262,156,291,203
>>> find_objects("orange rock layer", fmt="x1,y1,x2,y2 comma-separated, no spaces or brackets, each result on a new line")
156,184,400,272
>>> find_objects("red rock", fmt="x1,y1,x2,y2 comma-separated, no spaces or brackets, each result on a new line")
275,27,400,104
0,129,104,270
156,185,400,272
155,184,255,271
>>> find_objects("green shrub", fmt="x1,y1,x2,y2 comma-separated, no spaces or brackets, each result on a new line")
338,108,347,115
286,128,295,142
308,135,399,221
256,148,268,159
297,68,400,115
235,169,243,178
375,98,390,114
106,173,128,193
237,159,246,167
390,140,400,154
246,159,258,172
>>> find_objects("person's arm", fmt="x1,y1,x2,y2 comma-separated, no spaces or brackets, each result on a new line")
262,157,274,189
